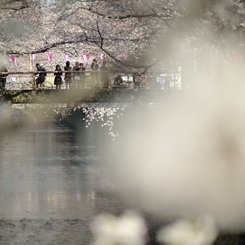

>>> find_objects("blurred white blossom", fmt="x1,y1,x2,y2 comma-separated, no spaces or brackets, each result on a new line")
157,215,218,245
106,64,245,231
90,210,147,245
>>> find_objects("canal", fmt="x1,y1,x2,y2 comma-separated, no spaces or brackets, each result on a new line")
0,107,243,245
0,114,124,245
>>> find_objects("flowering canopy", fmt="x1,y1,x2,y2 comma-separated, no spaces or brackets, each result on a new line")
0,0,245,74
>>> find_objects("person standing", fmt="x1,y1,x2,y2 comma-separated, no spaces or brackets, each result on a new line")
35,63,47,89
100,61,110,88
114,75,123,86
91,59,99,71
80,63,86,89
64,61,72,89
54,64,63,89
0,64,8,90
72,61,80,89
91,59,99,86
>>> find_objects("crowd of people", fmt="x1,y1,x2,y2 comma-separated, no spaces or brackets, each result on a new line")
0,59,148,90
0,59,110,90
34,59,110,90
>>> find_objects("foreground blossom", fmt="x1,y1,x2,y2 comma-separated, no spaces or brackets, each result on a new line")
157,215,218,245
90,211,147,245
105,64,245,231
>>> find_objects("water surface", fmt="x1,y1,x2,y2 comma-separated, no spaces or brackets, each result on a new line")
0,118,118,220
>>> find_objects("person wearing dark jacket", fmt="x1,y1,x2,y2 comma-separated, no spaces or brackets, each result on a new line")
35,63,47,89
54,64,63,89
100,61,110,88
72,61,80,89
0,64,8,90
114,75,123,86
91,59,99,71
91,59,99,86
64,61,72,89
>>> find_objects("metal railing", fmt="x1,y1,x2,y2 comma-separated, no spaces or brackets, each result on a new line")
6,74,55,90
0,71,180,90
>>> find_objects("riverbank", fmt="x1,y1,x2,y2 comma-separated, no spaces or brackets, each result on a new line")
0,218,91,245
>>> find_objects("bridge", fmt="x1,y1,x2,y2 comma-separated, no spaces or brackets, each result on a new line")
0,71,183,108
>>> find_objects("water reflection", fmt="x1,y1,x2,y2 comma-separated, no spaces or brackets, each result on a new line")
0,118,117,220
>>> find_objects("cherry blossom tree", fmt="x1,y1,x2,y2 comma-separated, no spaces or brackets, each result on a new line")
0,0,245,75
